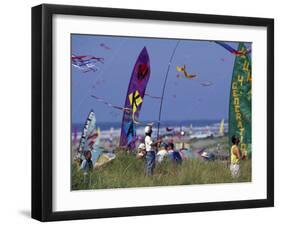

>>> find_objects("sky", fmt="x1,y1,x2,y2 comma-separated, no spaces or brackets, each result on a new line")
71,34,251,124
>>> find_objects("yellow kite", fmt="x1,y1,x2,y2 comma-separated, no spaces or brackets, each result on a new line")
176,64,197,79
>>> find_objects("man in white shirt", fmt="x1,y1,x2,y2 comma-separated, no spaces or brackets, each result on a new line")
144,126,161,176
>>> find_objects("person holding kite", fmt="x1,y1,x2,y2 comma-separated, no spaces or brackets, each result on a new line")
144,125,161,176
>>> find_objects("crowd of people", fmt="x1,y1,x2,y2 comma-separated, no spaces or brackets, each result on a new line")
137,125,243,178
136,125,184,176
78,125,243,179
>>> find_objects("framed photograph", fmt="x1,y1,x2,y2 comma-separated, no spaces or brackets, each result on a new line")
32,4,274,221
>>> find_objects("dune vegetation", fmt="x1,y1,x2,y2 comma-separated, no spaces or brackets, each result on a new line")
71,152,251,190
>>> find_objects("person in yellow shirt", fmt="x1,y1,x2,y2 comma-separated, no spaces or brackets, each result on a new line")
230,135,241,178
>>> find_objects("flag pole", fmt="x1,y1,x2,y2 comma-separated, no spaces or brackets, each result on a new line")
157,40,180,139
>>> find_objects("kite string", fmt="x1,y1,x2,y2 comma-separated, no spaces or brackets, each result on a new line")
91,95,159,126
144,93,162,100
91,95,131,112
157,40,181,139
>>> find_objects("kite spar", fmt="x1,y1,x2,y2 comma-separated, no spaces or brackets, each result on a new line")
157,40,181,139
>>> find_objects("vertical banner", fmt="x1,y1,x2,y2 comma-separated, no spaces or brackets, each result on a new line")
78,110,97,153
229,43,252,158
120,47,151,149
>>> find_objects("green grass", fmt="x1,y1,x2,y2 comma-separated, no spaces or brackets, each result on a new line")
71,153,251,190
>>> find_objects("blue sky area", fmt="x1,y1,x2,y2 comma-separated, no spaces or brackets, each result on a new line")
71,34,251,124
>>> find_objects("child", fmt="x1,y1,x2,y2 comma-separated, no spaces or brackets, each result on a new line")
136,143,146,159
230,135,241,178
144,125,161,176
80,151,93,174
156,143,168,163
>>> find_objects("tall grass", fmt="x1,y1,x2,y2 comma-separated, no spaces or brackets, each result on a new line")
71,153,251,190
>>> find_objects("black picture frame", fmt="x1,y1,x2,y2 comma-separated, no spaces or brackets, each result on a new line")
32,4,274,222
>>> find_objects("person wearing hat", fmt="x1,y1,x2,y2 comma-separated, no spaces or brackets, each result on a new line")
144,125,161,176
136,143,146,159
201,151,210,161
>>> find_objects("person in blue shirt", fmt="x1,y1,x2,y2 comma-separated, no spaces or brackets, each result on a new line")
167,142,182,164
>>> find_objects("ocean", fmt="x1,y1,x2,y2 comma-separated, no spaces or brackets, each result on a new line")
72,119,228,140
73,119,225,131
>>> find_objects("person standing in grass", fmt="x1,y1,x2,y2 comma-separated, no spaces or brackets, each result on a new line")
230,135,241,178
80,150,94,184
80,151,93,174
144,125,161,176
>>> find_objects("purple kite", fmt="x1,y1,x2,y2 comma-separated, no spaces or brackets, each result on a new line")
120,47,151,149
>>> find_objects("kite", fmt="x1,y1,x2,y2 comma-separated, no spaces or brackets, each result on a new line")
214,41,251,56
71,55,87,60
72,55,99,72
71,54,104,73
72,61,98,73
176,65,185,73
91,95,132,113
200,81,213,87
78,110,98,153
100,43,111,50
120,47,151,149
176,65,197,79
90,56,104,64
166,127,174,132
